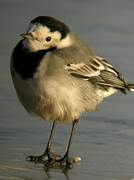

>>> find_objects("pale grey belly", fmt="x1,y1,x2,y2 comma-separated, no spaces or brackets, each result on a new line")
12,72,105,123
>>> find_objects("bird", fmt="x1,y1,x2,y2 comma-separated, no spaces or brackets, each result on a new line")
10,16,134,166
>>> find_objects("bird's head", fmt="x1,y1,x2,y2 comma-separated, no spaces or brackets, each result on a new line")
21,16,73,51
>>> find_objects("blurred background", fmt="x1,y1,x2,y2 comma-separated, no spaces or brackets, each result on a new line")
1,0,134,179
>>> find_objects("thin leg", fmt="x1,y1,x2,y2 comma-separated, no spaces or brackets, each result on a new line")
58,119,78,165
27,120,59,162
43,120,57,156
65,119,78,156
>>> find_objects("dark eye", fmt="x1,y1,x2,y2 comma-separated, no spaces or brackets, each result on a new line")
45,36,52,42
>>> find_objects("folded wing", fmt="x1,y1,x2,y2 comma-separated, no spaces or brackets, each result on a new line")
65,55,128,93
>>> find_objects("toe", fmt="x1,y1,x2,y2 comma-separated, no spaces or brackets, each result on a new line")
26,155,45,163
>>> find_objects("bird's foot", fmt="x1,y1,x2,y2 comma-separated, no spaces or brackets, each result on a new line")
26,151,61,163
44,154,81,168
26,151,81,168
57,154,73,165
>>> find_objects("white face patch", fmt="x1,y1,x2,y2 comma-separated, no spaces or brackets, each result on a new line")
56,34,73,49
23,23,73,51
26,23,62,42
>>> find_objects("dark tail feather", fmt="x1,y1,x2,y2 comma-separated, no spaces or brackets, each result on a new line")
128,83,134,92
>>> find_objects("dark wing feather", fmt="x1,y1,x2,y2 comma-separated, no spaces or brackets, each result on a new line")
65,55,128,92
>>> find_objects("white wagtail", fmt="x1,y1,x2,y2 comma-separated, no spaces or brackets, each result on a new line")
10,16,134,166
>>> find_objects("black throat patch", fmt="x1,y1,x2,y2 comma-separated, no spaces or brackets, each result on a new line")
12,40,55,79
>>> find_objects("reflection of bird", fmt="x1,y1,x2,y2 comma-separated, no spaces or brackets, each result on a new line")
10,16,134,166
44,163,70,180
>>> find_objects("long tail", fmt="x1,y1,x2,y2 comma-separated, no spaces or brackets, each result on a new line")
128,83,134,92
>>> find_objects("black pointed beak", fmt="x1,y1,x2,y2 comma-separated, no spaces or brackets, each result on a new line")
20,33,32,39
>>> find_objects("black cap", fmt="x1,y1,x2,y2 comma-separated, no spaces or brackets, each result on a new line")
31,16,70,39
